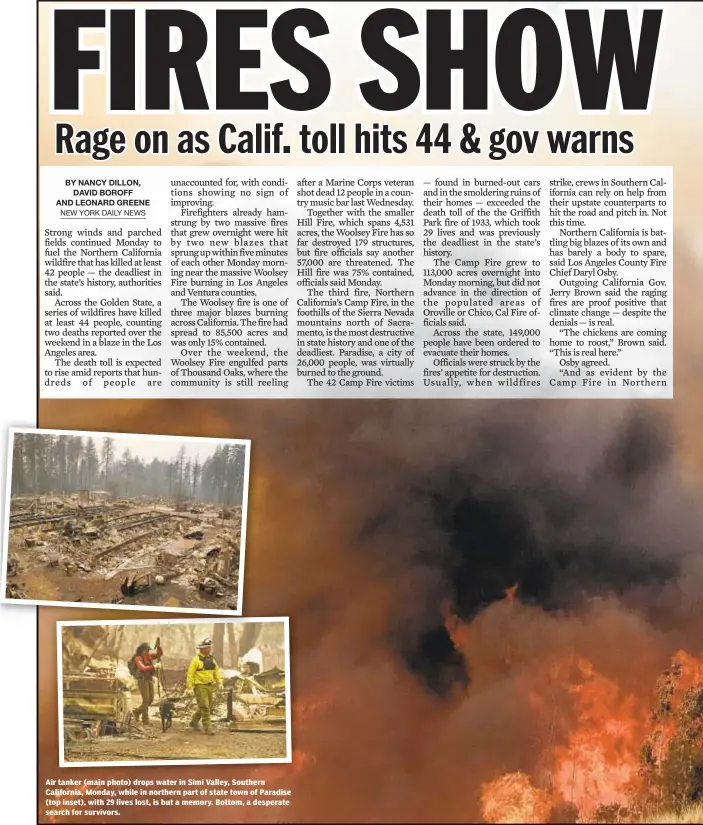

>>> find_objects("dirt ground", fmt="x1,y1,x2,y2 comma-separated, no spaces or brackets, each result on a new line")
6,498,242,609
63,721,288,763
14,563,234,611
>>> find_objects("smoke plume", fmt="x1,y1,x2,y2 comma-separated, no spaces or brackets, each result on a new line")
358,405,691,696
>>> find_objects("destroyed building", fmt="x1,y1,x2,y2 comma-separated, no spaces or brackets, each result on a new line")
7,494,243,609
7,433,248,610
62,624,133,742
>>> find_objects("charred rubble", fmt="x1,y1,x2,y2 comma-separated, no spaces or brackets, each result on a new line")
7,493,242,609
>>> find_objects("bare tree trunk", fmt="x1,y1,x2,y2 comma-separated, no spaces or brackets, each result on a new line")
82,629,110,672
179,626,194,656
239,622,261,658
226,623,237,667
114,626,126,661
213,623,225,665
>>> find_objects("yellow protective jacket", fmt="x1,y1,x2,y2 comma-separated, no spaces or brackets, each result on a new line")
186,654,222,688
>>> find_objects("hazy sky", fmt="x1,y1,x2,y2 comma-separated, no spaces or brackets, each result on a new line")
36,432,244,464
102,436,220,464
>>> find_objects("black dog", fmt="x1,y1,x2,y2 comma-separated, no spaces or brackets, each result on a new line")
159,700,175,732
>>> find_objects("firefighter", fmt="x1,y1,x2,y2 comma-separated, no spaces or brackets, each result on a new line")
132,637,163,725
187,638,221,735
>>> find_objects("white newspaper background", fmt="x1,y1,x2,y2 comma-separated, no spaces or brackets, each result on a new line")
41,165,672,399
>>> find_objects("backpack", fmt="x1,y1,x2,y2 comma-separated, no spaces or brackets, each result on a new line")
127,655,140,678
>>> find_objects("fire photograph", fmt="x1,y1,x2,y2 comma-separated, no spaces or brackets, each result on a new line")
2,429,250,612
34,395,703,823
58,617,291,766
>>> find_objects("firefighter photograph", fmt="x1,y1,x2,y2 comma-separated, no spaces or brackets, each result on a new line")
58,618,290,765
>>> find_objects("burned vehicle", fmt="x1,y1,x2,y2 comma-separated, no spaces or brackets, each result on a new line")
225,667,287,732
62,668,132,742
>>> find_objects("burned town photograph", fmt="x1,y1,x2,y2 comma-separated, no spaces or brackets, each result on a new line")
58,618,290,766
3,429,249,611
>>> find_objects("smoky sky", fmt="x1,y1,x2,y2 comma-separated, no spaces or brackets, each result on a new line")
355,404,694,696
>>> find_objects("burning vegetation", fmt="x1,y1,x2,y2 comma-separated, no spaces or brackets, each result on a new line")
476,646,703,823
7,433,247,609
34,394,703,822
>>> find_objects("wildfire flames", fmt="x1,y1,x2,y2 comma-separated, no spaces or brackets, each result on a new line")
478,648,703,823
481,773,552,824
552,660,644,817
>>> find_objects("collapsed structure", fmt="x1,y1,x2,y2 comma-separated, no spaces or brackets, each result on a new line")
7,492,242,609
61,624,133,743
226,665,287,732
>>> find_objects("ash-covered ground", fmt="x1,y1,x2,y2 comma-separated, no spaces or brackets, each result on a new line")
6,493,242,609
63,723,287,764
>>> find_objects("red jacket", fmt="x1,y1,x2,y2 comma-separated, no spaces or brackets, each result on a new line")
134,646,162,679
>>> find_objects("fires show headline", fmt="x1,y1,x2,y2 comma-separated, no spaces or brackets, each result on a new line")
49,6,663,161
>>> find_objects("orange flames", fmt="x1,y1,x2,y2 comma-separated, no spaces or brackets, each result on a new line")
481,773,552,824
552,660,645,817
480,649,703,824
35,376,703,825
668,650,703,693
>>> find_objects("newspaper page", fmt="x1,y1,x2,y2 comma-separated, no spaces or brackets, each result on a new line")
3,0,703,823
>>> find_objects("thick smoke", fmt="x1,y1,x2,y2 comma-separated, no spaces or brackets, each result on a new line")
350,404,696,696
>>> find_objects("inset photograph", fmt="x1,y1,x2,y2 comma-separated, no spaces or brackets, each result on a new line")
58,617,291,766
2,428,250,613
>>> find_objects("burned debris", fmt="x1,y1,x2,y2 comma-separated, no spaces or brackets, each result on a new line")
62,625,133,743
7,493,243,609
6,432,248,610
226,666,287,732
